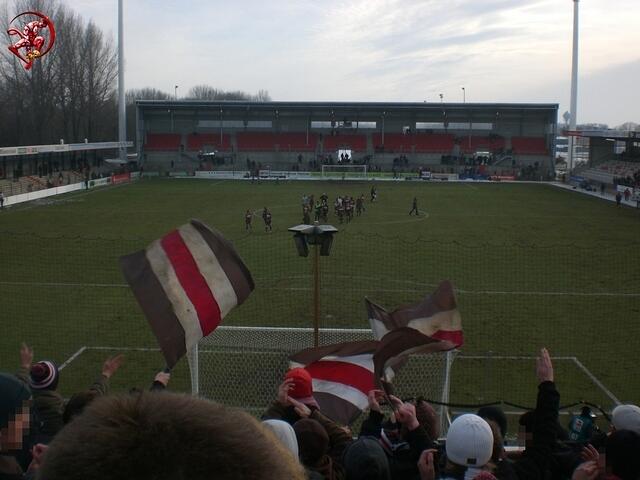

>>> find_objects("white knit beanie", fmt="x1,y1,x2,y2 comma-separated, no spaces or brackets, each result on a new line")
612,404,640,434
446,414,494,467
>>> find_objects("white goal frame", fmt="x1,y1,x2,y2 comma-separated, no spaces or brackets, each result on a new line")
321,164,368,180
189,325,455,432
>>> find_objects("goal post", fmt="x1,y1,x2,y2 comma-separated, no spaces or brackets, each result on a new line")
321,164,368,180
189,326,456,433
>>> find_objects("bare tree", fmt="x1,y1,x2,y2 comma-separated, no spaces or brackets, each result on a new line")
0,0,117,146
186,85,271,102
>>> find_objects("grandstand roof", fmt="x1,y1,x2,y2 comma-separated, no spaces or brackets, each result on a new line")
137,100,557,120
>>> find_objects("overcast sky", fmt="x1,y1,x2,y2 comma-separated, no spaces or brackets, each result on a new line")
66,1,639,126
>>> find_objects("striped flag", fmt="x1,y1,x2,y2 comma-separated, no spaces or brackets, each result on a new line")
289,340,378,425
366,280,463,347
373,327,456,387
120,219,254,368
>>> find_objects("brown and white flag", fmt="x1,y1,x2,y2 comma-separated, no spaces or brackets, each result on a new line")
120,219,254,368
366,280,463,347
373,327,456,388
289,340,379,425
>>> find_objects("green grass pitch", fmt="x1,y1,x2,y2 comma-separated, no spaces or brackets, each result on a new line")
1,178,639,415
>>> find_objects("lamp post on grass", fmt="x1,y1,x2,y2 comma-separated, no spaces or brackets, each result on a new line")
288,222,338,347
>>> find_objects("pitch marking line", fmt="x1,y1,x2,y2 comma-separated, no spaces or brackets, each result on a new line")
65,345,620,405
2,280,638,298
458,354,620,405
59,346,87,371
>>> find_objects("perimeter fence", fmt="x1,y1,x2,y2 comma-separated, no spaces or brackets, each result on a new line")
1,229,639,423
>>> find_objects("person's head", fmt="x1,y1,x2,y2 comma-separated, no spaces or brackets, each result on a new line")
342,437,390,480
29,361,59,391
484,419,504,463
415,398,439,440
38,392,305,480
293,418,329,467
284,368,316,406
611,404,640,434
262,419,298,458
606,429,640,480
62,390,99,424
477,406,507,439
0,373,33,454
445,414,493,469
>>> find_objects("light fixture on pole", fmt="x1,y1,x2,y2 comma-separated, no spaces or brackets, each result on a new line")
288,222,338,347
174,85,179,100
462,87,466,103
439,93,444,103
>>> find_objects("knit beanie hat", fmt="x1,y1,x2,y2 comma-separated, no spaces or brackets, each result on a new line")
285,368,316,405
342,437,391,480
612,404,640,435
263,419,299,458
446,414,494,467
293,418,329,465
29,361,59,390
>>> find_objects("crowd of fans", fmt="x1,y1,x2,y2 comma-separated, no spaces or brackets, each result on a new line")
2,345,639,480
613,168,640,189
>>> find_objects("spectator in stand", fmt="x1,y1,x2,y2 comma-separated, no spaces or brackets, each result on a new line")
418,348,560,480
262,419,299,458
615,191,622,206
62,354,125,424
15,344,63,442
38,392,306,480
0,372,36,479
263,368,320,426
342,437,391,480
359,391,437,479
477,406,508,444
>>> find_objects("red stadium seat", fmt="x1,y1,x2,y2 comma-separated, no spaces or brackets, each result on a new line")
372,133,413,152
187,134,231,152
511,137,548,154
413,133,455,153
145,134,181,151
322,134,367,152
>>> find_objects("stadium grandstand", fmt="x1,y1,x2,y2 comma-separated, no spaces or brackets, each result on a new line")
564,130,640,188
136,101,557,179
0,141,133,198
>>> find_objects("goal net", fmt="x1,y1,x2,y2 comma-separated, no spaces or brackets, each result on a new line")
189,326,456,433
321,164,368,180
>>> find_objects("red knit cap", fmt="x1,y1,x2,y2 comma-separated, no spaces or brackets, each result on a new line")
284,368,313,399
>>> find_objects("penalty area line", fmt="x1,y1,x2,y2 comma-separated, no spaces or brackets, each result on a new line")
59,346,87,371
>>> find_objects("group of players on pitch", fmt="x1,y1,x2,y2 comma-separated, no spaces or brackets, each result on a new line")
245,185,420,232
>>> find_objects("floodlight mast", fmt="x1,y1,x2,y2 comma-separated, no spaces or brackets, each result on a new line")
118,0,126,162
568,0,580,173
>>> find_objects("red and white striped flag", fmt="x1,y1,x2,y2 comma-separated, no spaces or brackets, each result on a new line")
289,340,378,425
366,280,463,347
120,219,254,368
373,327,456,387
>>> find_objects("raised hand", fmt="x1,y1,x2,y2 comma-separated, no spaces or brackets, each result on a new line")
154,371,171,387
367,389,386,413
536,347,554,383
277,378,295,406
417,449,437,480
389,395,420,431
102,354,125,379
20,342,34,369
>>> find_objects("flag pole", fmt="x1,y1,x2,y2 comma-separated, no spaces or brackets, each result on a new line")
313,243,320,347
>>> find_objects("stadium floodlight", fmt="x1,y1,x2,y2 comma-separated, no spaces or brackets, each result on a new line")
288,222,339,346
